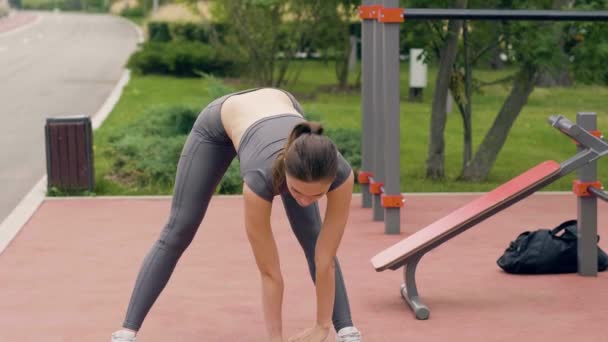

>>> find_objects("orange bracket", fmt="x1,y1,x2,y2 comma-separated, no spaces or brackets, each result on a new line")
359,5,382,20
571,130,603,145
369,180,384,195
377,7,405,23
381,194,405,208
357,171,373,184
573,180,603,197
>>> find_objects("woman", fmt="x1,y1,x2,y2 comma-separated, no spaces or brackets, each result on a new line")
111,88,362,342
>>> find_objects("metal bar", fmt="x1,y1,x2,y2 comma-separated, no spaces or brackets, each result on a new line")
361,0,374,209
558,149,599,177
369,176,385,194
550,114,608,176
400,253,430,320
549,115,608,160
403,8,608,21
372,3,385,222
589,186,608,202
383,0,401,234
576,112,598,277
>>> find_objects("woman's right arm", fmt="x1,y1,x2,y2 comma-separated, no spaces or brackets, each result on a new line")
243,183,284,342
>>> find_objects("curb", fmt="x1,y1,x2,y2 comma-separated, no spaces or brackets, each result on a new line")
0,176,47,254
0,68,133,255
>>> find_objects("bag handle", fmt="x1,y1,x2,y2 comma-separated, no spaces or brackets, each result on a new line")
551,219,601,243
551,219,578,236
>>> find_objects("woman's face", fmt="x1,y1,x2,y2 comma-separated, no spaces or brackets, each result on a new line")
285,174,332,207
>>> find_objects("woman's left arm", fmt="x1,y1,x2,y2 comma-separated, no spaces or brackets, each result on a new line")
314,170,354,329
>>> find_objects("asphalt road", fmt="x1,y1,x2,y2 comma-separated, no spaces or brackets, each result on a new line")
0,11,139,222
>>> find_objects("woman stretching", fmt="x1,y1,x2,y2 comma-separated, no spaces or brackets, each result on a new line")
111,88,362,342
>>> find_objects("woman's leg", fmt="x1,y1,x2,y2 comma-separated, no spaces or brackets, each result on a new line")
280,192,354,332
121,132,236,331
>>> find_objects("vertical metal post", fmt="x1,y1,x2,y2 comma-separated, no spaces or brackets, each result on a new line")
372,2,385,221
361,0,374,209
576,112,598,276
382,0,401,234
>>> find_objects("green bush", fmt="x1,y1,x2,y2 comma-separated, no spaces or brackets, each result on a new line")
170,22,210,43
104,105,199,188
325,127,362,181
202,73,236,99
22,0,107,11
147,21,226,44
121,5,145,19
148,22,171,42
217,160,243,194
127,41,241,77
103,104,243,194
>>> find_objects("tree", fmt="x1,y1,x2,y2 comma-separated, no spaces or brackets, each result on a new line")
460,2,570,180
535,0,576,87
569,0,608,85
210,0,307,87
425,0,468,180
209,0,361,89
302,0,360,90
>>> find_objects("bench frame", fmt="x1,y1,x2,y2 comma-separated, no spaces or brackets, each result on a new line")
371,115,608,320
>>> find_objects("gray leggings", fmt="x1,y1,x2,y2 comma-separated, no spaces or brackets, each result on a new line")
122,96,354,332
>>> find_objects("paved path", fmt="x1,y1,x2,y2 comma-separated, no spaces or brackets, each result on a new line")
0,10,139,222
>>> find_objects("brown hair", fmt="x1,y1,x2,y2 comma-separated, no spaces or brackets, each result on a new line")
272,121,338,193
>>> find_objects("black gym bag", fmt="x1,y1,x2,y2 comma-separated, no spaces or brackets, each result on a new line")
497,219,608,274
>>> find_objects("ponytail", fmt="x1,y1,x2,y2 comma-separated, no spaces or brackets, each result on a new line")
272,121,337,193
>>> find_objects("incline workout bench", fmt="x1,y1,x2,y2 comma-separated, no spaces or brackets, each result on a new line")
371,114,608,320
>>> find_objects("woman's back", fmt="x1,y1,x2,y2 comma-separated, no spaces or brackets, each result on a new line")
220,88,303,152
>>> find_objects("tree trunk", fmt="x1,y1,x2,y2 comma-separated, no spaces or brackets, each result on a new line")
460,65,539,181
335,28,351,90
490,22,505,70
336,51,350,89
536,69,573,87
462,20,473,169
425,0,467,180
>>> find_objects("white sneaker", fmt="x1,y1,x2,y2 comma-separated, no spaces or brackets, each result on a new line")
336,326,362,342
111,330,137,342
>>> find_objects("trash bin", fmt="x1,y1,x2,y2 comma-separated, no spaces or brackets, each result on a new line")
45,116,94,193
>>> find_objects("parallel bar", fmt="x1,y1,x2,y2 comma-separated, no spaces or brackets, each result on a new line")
576,112,598,277
588,186,608,202
403,8,608,21
383,0,401,234
361,0,374,209
368,176,385,196
549,115,608,176
372,3,385,222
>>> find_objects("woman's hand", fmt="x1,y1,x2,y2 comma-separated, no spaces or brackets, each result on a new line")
287,325,330,342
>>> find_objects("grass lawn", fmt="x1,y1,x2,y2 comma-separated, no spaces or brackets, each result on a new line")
93,60,608,195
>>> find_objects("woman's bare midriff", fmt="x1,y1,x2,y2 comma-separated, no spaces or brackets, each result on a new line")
221,88,303,151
